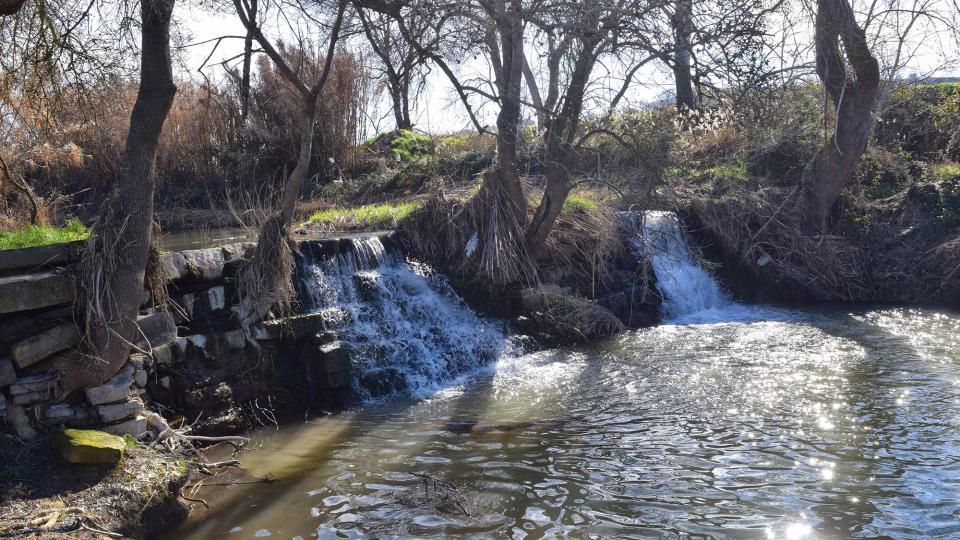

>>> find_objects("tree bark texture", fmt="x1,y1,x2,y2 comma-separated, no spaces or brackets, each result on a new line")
51,0,177,394
800,0,880,232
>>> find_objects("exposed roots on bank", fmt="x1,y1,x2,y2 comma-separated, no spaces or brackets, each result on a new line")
403,182,537,286
688,187,873,302
234,214,298,340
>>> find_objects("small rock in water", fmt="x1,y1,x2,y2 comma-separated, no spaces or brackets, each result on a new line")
254,529,272,537
52,428,126,464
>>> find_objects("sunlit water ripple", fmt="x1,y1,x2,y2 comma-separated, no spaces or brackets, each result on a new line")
166,306,960,539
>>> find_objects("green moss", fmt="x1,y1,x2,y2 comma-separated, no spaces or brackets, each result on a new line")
389,130,434,162
52,429,126,464
563,194,599,214
307,201,421,230
0,219,89,250
703,162,748,185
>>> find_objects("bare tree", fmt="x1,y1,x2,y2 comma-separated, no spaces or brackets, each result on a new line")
48,0,178,394
525,0,664,256
231,0,347,332
356,6,431,130
799,0,880,232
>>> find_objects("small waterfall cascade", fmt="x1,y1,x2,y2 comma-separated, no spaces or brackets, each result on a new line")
298,234,509,399
620,211,735,321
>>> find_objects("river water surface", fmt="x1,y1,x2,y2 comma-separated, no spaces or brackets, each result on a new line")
168,304,960,539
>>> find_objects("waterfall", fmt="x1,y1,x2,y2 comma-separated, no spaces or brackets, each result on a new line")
621,211,740,322
298,235,509,400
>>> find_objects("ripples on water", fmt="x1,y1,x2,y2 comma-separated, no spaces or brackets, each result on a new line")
167,307,960,539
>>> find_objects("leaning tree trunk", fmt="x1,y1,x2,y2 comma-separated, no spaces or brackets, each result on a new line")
481,0,527,227
239,0,256,121
671,0,697,112
526,43,598,258
234,95,317,335
799,0,880,232
50,0,177,396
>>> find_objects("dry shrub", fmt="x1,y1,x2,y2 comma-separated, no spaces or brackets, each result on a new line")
540,205,623,297
401,181,537,286
234,214,298,338
537,292,625,340
1,44,376,229
923,237,960,298
689,187,873,302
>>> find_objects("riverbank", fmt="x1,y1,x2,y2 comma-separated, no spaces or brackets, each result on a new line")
0,434,190,538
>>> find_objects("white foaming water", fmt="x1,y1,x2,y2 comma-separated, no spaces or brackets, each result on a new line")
299,236,510,400
621,211,779,324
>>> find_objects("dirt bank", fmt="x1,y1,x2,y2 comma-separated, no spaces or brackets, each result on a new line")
0,435,191,539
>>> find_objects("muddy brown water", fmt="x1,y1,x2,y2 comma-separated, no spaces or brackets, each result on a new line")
162,306,960,539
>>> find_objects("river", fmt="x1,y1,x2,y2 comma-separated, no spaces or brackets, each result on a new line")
163,213,960,539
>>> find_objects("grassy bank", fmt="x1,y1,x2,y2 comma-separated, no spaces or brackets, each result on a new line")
0,220,89,250
305,201,421,231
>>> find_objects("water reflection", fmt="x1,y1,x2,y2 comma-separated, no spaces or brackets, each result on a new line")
164,307,960,539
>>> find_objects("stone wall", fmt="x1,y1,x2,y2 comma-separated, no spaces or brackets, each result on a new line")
0,236,369,439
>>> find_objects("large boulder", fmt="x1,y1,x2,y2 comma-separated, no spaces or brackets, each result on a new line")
52,428,126,464
182,248,226,280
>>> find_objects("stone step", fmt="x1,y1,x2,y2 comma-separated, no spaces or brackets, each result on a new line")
11,322,80,369
0,241,83,274
0,272,73,315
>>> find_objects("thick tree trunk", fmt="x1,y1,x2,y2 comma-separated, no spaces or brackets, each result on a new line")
671,0,697,112
51,0,176,395
483,0,526,225
390,84,411,131
800,0,880,232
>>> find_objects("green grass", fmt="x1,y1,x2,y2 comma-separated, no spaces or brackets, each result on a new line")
931,162,960,180
0,219,89,250
307,202,421,230
563,194,599,214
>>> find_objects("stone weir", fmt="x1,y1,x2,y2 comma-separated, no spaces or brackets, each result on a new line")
0,232,397,439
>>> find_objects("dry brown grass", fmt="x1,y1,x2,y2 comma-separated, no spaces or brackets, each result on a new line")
234,214,298,340
401,182,537,286
688,186,874,302
537,292,625,340
540,205,623,298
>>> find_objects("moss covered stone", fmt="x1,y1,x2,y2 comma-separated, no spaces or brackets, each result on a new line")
52,428,126,464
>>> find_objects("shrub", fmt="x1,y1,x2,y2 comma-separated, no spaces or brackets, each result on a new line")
933,162,960,224
562,194,599,214
877,83,960,161
852,150,916,199
388,130,434,162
